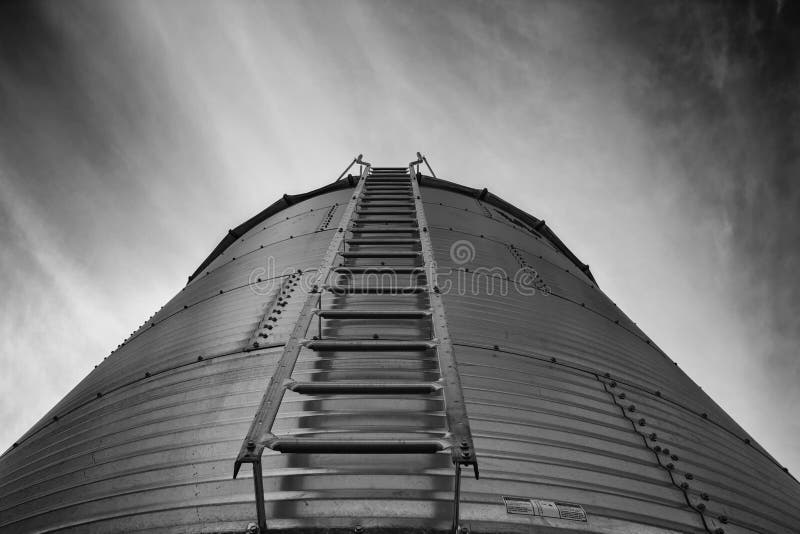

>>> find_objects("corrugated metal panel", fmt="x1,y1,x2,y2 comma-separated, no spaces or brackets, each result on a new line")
2,170,798,534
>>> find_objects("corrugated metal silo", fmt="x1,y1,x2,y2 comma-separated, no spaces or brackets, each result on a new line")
1,155,798,534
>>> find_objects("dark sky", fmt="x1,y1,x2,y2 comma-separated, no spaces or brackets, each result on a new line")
1,0,798,475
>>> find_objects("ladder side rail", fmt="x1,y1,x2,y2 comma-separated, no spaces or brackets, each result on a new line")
234,161,371,477
409,163,479,478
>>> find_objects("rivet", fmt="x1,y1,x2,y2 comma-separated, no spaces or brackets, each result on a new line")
680,482,689,489
638,418,646,426
701,413,708,419
655,390,661,397
604,372,611,378
697,502,706,511
145,372,151,378
714,529,724,534
718,515,728,524
197,356,204,361
550,357,557,363
663,448,670,455
671,454,679,461
247,440,255,450
183,305,188,309
53,415,59,421
372,334,379,339
253,342,260,348
654,445,662,452
628,404,636,412
493,345,499,350
701,492,709,501
353,526,364,534
685,472,693,480
618,393,626,399
97,392,103,398
219,290,223,294
744,438,751,444
666,463,674,470
610,381,617,388
649,433,657,441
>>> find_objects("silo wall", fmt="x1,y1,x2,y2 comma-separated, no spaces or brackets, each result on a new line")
0,172,797,534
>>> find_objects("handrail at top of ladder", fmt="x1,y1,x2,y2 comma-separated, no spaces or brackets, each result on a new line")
410,152,437,179
336,154,372,181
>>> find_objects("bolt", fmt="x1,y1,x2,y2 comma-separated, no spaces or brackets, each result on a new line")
680,482,689,490
718,515,728,524
550,357,557,363
618,393,626,400
701,413,708,419
685,472,693,480
247,440,255,450
655,390,661,397
714,529,724,534
246,522,258,533
697,503,706,511
744,438,751,444
701,493,710,501
628,404,636,412
663,448,670,455
604,372,611,378
671,454,679,461
638,418,647,426
666,463,674,470
493,345,499,351
649,433,658,441
145,372,151,378
353,526,364,534
654,445,662,453
610,381,617,388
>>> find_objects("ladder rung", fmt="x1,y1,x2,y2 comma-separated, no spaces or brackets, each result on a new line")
358,202,415,207
365,185,411,189
333,266,424,274
316,309,431,319
305,339,436,351
351,219,418,225
323,285,427,294
346,238,420,245
348,227,419,233
287,381,441,394
269,437,446,454
364,184,411,191
340,251,420,258
360,195,413,199
356,209,416,215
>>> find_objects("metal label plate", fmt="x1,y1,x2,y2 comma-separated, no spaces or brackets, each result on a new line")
503,497,587,522
503,496,534,515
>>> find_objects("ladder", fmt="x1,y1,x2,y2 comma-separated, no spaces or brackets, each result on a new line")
234,161,478,533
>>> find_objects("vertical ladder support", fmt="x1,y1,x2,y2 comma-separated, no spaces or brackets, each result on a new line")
233,161,372,521
409,164,479,479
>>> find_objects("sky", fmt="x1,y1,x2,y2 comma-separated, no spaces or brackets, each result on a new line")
0,0,798,477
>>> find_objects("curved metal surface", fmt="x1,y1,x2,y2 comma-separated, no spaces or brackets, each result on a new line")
1,165,798,534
